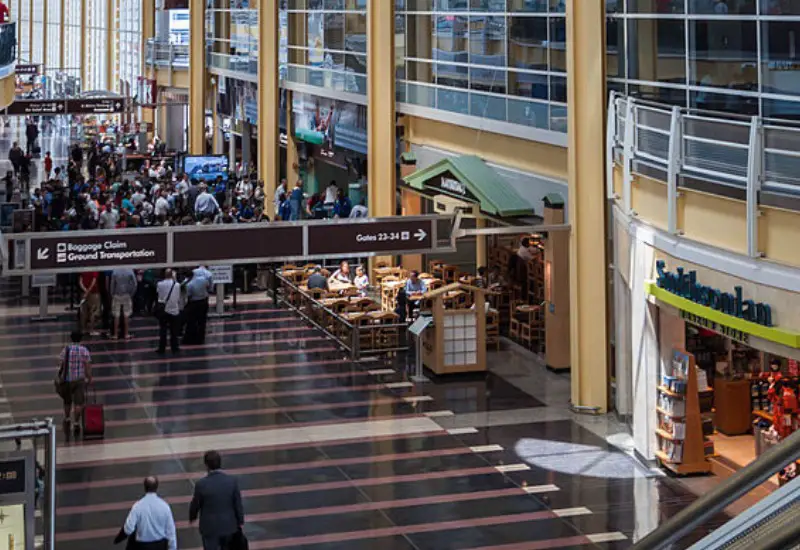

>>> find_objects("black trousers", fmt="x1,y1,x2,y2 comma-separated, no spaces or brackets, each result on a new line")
183,299,209,345
158,314,181,352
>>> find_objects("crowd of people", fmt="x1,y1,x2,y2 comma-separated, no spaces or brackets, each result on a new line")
5,131,368,235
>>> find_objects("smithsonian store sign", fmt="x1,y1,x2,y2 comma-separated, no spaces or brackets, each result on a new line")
647,261,800,349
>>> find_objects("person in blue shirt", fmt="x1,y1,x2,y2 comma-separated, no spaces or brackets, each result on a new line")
278,192,291,221
114,476,177,550
289,180,304,221
183,267,213,345
333,188,352,218
404,270,427,320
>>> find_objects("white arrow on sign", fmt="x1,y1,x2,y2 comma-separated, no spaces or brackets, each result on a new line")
414,229,427,242
36,247,50,260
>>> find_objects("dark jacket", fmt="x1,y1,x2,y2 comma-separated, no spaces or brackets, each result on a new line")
189,470,244,538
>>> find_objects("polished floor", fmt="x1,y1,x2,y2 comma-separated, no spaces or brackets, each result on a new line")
0,297,732,549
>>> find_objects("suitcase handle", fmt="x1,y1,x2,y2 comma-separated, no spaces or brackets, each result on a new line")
86,384,97,405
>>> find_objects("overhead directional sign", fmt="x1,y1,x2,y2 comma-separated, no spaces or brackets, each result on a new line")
4,215,452,274
173,226,303,263
307,218,435,256
4,97,127,116
29,233,168,271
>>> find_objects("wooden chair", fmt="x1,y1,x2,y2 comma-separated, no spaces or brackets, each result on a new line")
341,287,360,298
442,264,458,284
486,309,500,351
429,260,446,279
307,288,325,300
521,307,545,352
427,278,444,291
375,312,400,350
352,314,374,352
344,303,362,313
330,299,350,315
419,272,434,280
362,302,381,313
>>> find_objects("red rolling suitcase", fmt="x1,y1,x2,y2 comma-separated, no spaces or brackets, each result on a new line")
82,386,105,439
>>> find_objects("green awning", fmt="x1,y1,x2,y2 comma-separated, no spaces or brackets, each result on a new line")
403,155,534,218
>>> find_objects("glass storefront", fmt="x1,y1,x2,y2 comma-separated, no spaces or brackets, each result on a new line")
607,0,800,119
395,0,569,132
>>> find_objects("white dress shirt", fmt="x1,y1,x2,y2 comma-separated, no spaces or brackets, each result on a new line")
123,493,177,550
157,279,182,316
154,197,170,217
195,192,220,215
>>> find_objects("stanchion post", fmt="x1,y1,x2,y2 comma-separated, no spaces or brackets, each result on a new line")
32,284,57,322
216,283,224,315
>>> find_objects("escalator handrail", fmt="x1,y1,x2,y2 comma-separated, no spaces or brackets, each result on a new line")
634,427,800,550
752,508,800,550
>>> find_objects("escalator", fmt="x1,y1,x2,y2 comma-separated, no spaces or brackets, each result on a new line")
633,428,800,550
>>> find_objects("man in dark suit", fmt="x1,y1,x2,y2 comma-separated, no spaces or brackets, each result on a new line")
189,450,245,550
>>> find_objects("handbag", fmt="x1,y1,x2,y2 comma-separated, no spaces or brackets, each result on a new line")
229,529,249,550
54,346,70,397
153,281,176,320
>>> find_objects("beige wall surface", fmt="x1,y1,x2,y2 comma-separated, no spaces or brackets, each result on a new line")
0,73,14,110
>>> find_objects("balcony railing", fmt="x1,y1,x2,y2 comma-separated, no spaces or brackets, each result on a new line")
144,38,189,69
0,22,17,78
607,92,800,259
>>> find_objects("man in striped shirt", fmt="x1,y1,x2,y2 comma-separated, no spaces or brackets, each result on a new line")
58,331,93,431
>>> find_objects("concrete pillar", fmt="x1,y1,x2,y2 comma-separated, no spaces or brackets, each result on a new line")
106,0,114,91
42,0,47,73
80,0,87,87
475,216,487,268
544,198,570,371
189,0,206,154
257,0,279,218
242,121,252,170
141,0,155,130
228,127,237,174
367,0,396,263
566,0,608,412
59,0,65,70
285,89,299,186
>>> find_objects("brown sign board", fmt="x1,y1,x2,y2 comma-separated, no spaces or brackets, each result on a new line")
5,100,65,116
173,226,304,263
29,233,168,271
15,64,40,75
5,98,126,116
307,219,435,256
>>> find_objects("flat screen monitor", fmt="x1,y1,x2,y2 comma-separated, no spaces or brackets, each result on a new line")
183,155,229,182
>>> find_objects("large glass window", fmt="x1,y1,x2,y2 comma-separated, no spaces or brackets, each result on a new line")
608,2,800,118
398,0,568,132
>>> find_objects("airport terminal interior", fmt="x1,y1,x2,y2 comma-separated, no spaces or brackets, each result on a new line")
0,1,800,549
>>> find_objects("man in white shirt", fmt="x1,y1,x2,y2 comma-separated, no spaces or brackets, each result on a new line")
156,269,182,354
175,174,190,197
273,178,287,213
114,477,177,550
154,190,170,219
235,178,253,202
131,186,147,208
517,237,535,262
98,202,120,230
324,181,338,205
195,184,220,218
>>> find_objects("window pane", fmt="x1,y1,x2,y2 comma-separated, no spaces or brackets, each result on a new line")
689,19,757,91
627,18,686,84
761,21,800,97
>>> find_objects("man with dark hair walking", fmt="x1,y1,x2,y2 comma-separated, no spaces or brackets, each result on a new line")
189,451,245,550
114,476,177,550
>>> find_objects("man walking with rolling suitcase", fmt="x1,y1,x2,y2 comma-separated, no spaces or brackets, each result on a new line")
189,451,246,550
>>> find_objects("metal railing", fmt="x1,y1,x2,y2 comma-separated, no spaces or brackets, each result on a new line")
607,92,800,259
275,271,409,361
144,38,189,68
634,426,800,549
0,22,17,78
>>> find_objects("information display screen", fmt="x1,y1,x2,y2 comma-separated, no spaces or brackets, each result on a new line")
0,461,24,495
183,156,229,182
0,504,26,550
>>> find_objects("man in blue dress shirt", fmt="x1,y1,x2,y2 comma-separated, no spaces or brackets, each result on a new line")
183,267,214,346
114,477,177,550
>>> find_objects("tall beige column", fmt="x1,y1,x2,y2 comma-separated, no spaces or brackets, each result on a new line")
285,89,299,186
140,0,155,130
188,0,206,154
257,0,279,218
42,0,47,73
367,1,396,220
80,0,86,88
106,0,114,91
59,0,65,70
566,0,608,412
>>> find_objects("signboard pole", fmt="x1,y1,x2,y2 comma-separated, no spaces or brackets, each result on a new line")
30,285,57,322
209,283,232,318
21,276,29,298
44,421,56,550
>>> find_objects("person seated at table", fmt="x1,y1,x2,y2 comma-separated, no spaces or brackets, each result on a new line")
329,261,352,285
307,266,329,291
354,266,369,295
488,265,507,288
475,266,488,288
405,270,428,296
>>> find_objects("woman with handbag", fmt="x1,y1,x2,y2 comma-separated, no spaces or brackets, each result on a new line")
55,331,93,433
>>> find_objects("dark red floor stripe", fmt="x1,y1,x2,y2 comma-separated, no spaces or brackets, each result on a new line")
57,445,484,492
57,465,503,515
55,429,447,469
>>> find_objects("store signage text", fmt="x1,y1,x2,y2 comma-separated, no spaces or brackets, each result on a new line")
441,178,467,196
679,310,750,345
656,261,773,327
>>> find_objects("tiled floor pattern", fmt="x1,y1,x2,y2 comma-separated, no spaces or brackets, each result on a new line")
0,300,728,549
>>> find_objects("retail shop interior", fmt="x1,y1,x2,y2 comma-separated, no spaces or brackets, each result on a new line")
656,321,799,485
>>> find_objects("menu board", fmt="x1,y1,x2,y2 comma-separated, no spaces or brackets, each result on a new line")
0,504,25,550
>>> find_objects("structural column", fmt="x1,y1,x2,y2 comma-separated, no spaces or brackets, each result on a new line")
566,0,608,412
285,89,299,186
80,0,86,88
188,0,206,154
59,0,65,70
367,2,396,219
257,0,279,218
42,0,47,73
140,0,155,130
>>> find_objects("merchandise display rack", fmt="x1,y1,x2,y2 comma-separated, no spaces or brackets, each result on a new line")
656,348,712,475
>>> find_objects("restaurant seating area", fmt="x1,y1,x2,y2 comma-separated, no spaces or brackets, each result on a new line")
278,264,406,359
